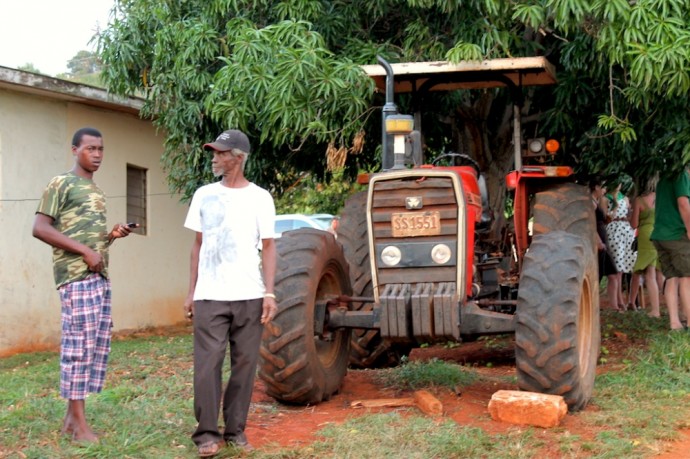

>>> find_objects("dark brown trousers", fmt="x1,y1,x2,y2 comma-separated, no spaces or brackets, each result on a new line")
191,298,263,445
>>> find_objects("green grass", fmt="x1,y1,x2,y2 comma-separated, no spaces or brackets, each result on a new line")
1,314,689,458
579,310,690,457
0,335,198,459
284,415,502,458
374,357,478,391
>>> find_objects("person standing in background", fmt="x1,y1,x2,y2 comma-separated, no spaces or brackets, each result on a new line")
590,178,620,310
651,166,690,331
629,175,662,317
601,180,637,311
33,127,137,442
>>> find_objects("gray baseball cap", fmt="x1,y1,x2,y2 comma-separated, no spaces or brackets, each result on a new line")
203,129,251,154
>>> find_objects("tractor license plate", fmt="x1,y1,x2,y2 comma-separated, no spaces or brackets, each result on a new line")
391,211,441,237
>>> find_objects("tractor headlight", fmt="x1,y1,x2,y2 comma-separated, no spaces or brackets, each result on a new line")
528,138,544,154
431,244,452,264
385,114,414,135
381,246,402,266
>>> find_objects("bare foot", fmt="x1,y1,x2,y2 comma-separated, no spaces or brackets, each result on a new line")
60,419,73,436
71,426,99,443
61,418,98,443
670,320,685,330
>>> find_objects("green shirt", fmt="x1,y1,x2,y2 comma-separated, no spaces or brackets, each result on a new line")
651,170,690,241
36,172,109,288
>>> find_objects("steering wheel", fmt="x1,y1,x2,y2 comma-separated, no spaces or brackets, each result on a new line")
431,152,481,175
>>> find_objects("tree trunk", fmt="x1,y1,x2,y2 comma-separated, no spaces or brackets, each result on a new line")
452,94,516,241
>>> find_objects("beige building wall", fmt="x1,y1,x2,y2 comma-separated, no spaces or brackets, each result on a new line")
0,82,192,356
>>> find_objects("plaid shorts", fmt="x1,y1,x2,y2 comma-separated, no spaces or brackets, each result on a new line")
58,273,112,400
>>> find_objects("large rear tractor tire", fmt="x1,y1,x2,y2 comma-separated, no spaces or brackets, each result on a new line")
531,182,597,249
338,192,408,368
515,231,600,411
337,191,372,298
259,229,352,404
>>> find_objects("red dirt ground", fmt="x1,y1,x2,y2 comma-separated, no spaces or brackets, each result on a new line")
244,337,690,457
246,343,519,449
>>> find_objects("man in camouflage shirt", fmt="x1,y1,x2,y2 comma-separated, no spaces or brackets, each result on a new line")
33,127,137,442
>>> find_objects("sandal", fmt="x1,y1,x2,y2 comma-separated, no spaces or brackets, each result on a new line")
198,440,225,458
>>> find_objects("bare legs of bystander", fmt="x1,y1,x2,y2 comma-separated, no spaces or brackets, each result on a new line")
663,277,690,330
630,266,661,317
61,399,98,442
607,273,625,312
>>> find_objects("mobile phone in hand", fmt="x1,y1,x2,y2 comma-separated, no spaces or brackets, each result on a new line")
127,222,138,228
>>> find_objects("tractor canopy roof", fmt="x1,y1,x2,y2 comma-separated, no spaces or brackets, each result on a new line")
362,56,556,94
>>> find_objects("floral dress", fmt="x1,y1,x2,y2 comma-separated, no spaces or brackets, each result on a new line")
605,194,637,273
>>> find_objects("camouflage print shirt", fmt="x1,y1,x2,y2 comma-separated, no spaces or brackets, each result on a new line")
36,172,108,288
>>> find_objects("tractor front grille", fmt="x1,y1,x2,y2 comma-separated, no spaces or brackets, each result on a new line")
368,172,466,300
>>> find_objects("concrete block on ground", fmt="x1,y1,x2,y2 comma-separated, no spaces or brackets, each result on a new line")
488,390,567,428
413,390,443,416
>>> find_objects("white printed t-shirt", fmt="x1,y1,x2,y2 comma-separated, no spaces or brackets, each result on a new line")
184,182,275,301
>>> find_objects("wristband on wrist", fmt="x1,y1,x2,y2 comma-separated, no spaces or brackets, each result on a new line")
264,293,276,299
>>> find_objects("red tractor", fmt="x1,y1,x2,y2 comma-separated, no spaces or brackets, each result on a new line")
259,56,600,411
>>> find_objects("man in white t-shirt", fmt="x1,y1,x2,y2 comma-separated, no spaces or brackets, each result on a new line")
183,129,277,457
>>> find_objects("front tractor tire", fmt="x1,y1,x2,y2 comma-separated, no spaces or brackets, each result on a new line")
515,231,600,411
259,229,352,404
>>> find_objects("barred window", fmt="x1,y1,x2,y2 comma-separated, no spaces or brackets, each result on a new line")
126,164,147,235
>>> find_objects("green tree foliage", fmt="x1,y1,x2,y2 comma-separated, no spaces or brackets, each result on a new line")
17,63,41,74
533,0,690,184
67,50,102,76
54,51,106,87
274,169,362,214
98,2,376,201
97,0,690,205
